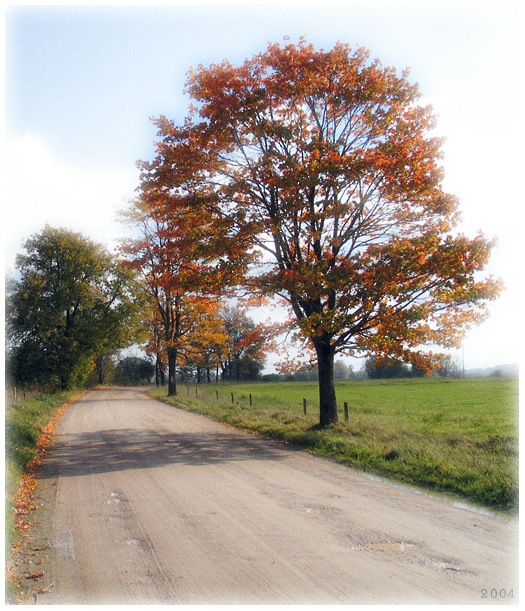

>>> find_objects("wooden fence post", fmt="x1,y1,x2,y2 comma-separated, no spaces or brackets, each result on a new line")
344,401,349,422
231,392,234,404
249,393,253,407
303,398,307,415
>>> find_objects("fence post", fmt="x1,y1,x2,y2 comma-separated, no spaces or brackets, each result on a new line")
215,390,219,401
303,398,307,415
231,392,234,404
344,401,349,422
249,393,253,407
195,386,198,396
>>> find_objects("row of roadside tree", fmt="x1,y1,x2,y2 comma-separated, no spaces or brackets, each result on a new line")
5,227,274,392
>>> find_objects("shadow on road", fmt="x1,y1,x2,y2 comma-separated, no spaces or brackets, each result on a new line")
72,387,154,405
40,428,286,478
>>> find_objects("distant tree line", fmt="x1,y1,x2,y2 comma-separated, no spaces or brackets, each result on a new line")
267,360,358,382
262,358,428,382
364,357,426,379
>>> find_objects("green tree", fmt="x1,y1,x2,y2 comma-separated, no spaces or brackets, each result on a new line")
114,356,155,385
365,357,410,379
7,226,140,390
333,360,350,381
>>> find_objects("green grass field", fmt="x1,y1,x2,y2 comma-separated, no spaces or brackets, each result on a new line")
149,377,519,512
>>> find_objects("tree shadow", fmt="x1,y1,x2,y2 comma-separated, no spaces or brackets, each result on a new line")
39,427,286,478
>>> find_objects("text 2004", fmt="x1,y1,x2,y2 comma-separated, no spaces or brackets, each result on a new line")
481,589,514,599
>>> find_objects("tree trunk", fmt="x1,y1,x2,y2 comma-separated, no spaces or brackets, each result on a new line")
314,338,338,427
167,347,177,396
97,359,104,385
155,356,161,387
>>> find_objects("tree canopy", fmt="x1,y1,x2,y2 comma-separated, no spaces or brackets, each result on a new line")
219,305,273,381
114,356,155,386
7,226,141,390
136,39,501,425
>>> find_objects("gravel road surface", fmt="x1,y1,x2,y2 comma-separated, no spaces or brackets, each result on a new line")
34,387,518,604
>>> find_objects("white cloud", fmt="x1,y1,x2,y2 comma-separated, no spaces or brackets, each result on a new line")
3,134,139,269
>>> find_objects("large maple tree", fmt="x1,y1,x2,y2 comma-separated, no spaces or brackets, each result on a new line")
142,39,501,426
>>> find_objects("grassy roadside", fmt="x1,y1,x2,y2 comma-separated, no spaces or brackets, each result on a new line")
5,388,84,601
149,377,518,512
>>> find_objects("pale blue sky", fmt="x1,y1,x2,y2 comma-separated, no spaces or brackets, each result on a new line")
3,1,523,369
6,1,521,169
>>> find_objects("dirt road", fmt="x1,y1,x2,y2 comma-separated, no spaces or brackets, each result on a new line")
33,387,517,604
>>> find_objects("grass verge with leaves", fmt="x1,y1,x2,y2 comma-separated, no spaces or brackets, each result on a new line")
149,377,518,512
5,388,84,602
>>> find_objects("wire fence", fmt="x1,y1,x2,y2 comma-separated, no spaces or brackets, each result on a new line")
184,384,351,422
5,386,35,407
